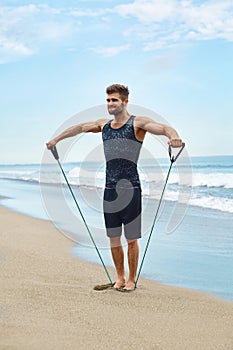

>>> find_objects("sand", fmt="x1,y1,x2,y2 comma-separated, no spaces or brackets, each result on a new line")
0,205,233,350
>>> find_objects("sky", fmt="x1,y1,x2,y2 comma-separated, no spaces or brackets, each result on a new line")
0,0,233,164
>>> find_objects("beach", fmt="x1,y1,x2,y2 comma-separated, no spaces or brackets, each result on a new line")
1,205,233,350
1,156,233,302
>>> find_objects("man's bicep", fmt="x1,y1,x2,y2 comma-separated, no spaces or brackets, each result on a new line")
81,120,103,133
136,117,165,135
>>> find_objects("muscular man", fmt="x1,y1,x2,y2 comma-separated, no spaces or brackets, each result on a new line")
46,84,183,291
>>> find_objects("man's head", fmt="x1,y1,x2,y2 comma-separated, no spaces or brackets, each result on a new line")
106,84,129,102
106,84,129,116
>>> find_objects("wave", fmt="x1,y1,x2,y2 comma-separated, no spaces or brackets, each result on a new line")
188,196,233,214
0,170,40,183
67,167,233,189
166,173,233,189
1,160,233,214
1,166,233,189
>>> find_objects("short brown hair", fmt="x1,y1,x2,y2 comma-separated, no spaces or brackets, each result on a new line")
106,84,129,101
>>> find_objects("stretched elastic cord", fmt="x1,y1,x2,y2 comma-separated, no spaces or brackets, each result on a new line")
134,143,185,289
50,146,113,285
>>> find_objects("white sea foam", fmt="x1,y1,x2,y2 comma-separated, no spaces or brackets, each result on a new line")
0,170,39,182
1,163,233,214
142,172,233,189
1,166,233,190
189,196,233,214
142,188,233,214
181,173,233,189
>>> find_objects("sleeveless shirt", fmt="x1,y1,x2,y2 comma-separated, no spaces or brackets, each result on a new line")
102,115,142,188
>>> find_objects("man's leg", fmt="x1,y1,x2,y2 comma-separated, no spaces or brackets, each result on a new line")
110,236,126,289
120,187,141,290
125,239,139,290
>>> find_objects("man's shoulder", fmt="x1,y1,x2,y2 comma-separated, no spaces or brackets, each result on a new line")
134,115,149,121
97,118,110,125
134,116,151,128
96,118,111,131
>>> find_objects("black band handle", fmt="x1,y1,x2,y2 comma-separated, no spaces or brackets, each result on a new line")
50,146,59,160
169,142,185,163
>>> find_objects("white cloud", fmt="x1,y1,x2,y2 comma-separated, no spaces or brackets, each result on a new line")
0,1,233,63
0,3,117,63
115,0,233,49
69,8,113,17
0,4,77,62
116,0,176,23
90,44,130,57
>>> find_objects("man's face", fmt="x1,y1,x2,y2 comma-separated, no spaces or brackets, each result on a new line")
106,93,128,115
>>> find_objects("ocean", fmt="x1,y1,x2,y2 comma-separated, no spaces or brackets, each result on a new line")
0,155,232,302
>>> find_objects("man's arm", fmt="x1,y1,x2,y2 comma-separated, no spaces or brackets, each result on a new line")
46,118,108,149
135,116,183,148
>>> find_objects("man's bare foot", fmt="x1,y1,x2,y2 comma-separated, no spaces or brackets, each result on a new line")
123,280,135,291
114,278,126,289
116,280,136,293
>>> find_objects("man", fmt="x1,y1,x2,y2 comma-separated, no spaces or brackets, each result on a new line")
46,84,183,291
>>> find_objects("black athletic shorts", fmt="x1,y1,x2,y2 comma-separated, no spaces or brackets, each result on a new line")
103,186,141,240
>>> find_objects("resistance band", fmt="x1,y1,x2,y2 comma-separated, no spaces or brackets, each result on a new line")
134,143,185,289
50,146,113,285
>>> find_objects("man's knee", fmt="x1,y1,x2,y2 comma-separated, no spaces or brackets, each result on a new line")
127,238,138,246
110,236,122,248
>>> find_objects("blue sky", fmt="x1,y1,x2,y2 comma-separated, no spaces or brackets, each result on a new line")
1,0,232,163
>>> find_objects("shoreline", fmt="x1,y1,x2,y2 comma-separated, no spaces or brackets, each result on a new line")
1,192,233,302
2,192,233,303
1,205,233,349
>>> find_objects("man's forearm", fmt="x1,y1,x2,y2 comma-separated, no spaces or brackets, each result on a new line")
163,125,180,141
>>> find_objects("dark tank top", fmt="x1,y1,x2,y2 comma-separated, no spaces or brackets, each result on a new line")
102,115,142,188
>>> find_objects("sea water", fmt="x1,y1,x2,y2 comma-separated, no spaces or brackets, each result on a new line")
0,155,232,302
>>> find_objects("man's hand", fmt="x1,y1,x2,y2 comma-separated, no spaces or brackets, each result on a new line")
46,139,57,150
168,138,183,148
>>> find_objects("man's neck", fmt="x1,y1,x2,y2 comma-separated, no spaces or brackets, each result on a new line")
113,111,130,123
